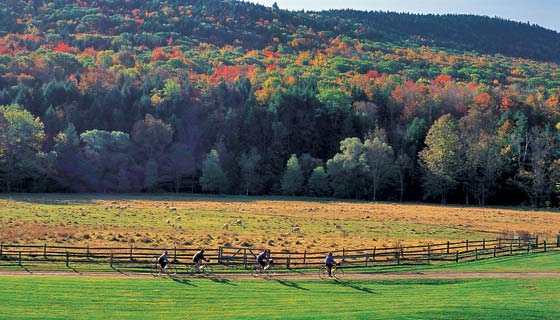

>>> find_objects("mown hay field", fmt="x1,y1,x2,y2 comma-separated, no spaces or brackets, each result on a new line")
1,194,559,251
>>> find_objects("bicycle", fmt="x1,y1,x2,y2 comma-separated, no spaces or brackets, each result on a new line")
254,260,276,278
187,261,214,275
151,258,177,277
319,264,344,279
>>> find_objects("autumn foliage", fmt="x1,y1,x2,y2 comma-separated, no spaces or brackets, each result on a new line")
1,0,560,206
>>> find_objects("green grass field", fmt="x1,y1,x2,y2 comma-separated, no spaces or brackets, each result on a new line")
367,250,560,274
1,253,559,319
2,276,559,319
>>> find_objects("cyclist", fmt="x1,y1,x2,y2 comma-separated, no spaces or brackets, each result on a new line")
158,250,170,272
256,249,273,272
193,249,210,272
325,252,339,277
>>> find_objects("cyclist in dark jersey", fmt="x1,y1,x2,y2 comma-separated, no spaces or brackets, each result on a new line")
325,252,339,277
193,249,210,272
256,249,272,271
158,250,170,271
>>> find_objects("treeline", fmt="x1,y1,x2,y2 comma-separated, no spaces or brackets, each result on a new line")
324,10,560,63
2,74,560,207
1,0,560,206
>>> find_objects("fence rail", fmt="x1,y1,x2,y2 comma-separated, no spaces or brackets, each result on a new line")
0,235,558,271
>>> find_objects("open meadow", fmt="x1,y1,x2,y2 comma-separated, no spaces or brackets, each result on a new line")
2,194,560,319
1,273,559,319
1,194,560,251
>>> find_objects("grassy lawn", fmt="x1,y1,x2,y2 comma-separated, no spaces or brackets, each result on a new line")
1,275,558,319
365,250,560,274
1,194,559,251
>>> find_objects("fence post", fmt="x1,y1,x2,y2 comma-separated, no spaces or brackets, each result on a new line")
557,235,560,247
286,255,290,269
466,240,469,252
243,249,247,269
303,250,307,265
19,252,22,266
218,247,222,264
544,240,547,252
397,250,400,265
455,251,459,263
372,247,376,260
510,242,513,255
342,248,346,261
535,235,538,248
44,243,47,259
475,248,478,260
400,245,404,258
526,242,530,254
130,245,133,261
365,254,369,267
446,241,450,254
66,251,69,267
493,246,496,257
427,243,431,264
86,245,90,259
482,239,485,250
110,252,113,268
0,242,2,259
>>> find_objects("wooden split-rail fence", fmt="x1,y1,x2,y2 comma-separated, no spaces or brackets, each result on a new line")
0,235,558,271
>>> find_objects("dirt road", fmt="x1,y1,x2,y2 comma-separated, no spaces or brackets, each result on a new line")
1,270,559,280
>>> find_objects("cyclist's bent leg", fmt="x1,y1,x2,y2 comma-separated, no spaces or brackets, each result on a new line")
264,259,273,270
326,264,333,276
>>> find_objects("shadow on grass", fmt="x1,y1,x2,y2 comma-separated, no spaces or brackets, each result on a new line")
171,277,197,287
4,194,100,205
111,267,133,277
209,277,237,286
67,265,82,274
333,280,376,294
1,193,342,205
20,265,32,273
274,279,309,291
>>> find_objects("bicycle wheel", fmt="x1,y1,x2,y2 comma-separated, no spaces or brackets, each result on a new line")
318,267,330,279
186,265,197,275
263,265,276,278
201,264,213,275
150,262,161,276
333,267,344,279
165,264,178,277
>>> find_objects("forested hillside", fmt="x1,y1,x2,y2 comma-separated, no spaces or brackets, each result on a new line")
2,0,560,206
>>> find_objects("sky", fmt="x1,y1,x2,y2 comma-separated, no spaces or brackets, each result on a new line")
248,0,560,32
